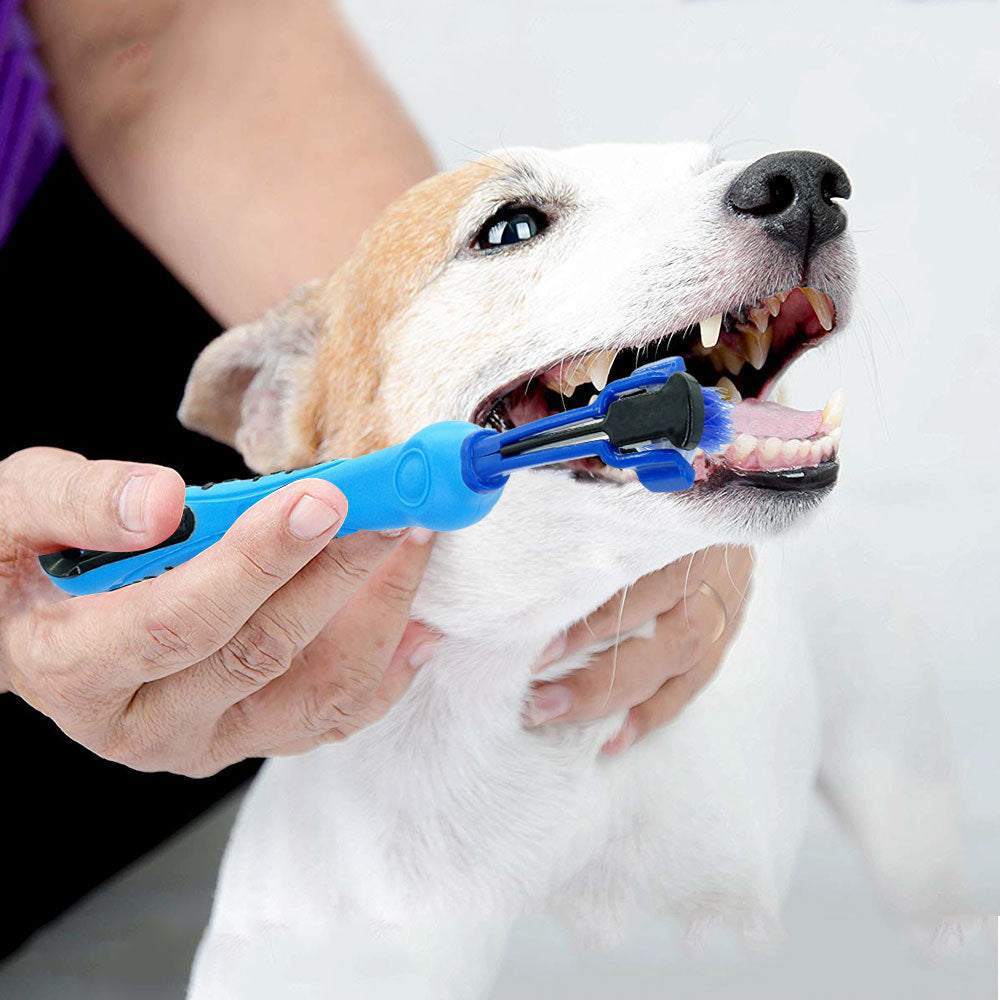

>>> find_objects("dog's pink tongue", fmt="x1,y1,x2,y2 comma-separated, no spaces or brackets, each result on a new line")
731,399,823,441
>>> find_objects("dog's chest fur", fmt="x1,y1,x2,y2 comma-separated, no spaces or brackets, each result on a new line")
215,476,821,946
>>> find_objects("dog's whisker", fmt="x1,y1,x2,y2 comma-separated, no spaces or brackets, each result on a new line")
598,586,631,717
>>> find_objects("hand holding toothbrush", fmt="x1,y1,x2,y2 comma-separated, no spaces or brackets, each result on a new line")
0,447,438,775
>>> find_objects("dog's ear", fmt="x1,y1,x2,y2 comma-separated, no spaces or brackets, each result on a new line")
178,281,324,472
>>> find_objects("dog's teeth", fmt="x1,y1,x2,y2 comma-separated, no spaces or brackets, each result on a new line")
819,434,834,459
822,388,845,428
542,371,579,396
742,325,772,371
748,306,770,333
765,295,782,317
798,439,813,462
716,343,745,376
781,439,801,463
809,440,825,464
584,350,616,391
714,376,742,403
588,394,598,405
699,313,723,349
733,433,757,460
802,288,834,331
830,426,842,448
761,437,782,461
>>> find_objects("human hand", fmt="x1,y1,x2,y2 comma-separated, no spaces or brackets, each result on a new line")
526,545,753,754
0,447,437,775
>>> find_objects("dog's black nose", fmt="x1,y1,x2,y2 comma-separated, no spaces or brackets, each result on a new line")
726,150,851,262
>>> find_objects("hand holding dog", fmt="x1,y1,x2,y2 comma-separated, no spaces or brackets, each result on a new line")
529,545,753,752
0,447,437,776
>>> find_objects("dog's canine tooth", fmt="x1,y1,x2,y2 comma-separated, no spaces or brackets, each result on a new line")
822,388,845,427
765,295,782,317
699,313,723,349
802,288,834,331
748,306,770,333
714,376,741,403
743,325,771,371
542,371,577,396
715,342,745,376
585,350,617,391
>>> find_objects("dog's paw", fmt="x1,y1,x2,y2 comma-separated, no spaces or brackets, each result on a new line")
911,915,990,959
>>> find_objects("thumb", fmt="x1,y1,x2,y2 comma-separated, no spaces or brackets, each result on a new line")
0,447,186,554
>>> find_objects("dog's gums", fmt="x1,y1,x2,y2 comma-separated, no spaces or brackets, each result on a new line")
472,285,842,490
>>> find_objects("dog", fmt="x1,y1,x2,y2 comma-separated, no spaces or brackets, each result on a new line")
179,143,967,998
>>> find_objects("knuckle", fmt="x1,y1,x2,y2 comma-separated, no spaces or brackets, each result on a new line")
141,596,230,668
216,621,292,689
233,546,286,589
316,546,372,586
375,571,420,611
298,666,377,734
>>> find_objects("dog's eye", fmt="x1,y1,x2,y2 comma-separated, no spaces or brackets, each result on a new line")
473,206,548,250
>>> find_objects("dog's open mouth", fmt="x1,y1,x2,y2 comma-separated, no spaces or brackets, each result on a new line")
471,286,843,492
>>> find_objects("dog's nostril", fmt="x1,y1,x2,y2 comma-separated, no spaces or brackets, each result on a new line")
726,150,851,263
741,175,795,218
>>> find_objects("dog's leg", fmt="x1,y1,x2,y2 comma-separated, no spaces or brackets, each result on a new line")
187,745,518,1000
188,914,512,1000
786,506,979,951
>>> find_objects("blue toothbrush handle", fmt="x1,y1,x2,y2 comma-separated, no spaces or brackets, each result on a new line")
39,421,505,597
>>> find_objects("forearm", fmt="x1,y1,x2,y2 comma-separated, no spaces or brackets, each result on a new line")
26,0,436,325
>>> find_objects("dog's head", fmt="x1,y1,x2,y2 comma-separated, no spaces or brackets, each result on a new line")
180,143,855,542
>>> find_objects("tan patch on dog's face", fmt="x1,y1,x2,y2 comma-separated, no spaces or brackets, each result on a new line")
294,160,500,459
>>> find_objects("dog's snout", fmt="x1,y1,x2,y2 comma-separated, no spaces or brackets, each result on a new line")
726,150,851,262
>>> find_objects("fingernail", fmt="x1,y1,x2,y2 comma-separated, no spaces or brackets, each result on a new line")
697,582,728,642
379,527,410,539
532,633,567,673
409,527,434,545
119,473,153,532
408,639,437,669
526,684,573,726
289,494,342,539
601,718,637,756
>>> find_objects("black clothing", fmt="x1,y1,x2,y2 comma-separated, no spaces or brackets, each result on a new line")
0,152,260,958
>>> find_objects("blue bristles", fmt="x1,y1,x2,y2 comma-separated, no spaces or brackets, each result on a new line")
698,387,735,455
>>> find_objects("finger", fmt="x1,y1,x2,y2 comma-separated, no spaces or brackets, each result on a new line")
67,478,350,684
603,646,726,755
535,547,748,671
0,447,185,553
263,619,440,758
602,565,753,755
207,532,436,762
526,584,726,726
553,564,698,665
148,526,421,716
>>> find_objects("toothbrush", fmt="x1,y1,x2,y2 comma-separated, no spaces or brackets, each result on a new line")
39,358,732,597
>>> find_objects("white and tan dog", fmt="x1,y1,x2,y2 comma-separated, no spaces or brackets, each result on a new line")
179,144,965,999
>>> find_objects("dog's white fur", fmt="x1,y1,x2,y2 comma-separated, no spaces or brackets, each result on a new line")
181,145,967,999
